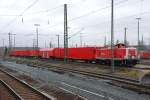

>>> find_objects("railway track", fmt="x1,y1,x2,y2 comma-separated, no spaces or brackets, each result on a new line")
14,59,150,86
0,68,55,100
0,80,23,100
35,62,138,82
3,58,150,94
29,62,150,94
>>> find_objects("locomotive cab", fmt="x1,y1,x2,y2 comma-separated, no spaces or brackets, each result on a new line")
115,43,125,48
95,43,138,66
115,43,138,65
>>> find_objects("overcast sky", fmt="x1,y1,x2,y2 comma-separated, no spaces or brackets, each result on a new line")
0,0,150,47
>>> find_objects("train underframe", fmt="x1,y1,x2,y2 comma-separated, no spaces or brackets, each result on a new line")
95,59,139,66
40,57,138,66
10,56,139,67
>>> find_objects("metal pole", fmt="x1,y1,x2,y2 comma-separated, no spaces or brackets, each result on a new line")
64,4,68,63
104,36,106,47
111,0,114,72
36,27,38,49
33,39,34,49
136,18,141,58
141,35,144,46
13,34,16,49
2,39,5,47
56,34,60,48
124,27,127,47
34,24,40,49
49,41,52,48
80,33,82,47
8,33,11,50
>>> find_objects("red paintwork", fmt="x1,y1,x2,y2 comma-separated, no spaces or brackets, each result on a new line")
140,51,150,59
39,48,54,58
67,47,96,60
9,50,39,57
41,47,97,60
28,50,39,57
53,47,97,60
95,48,125,60
53,48,64,58
9,43,138,65
128,48,137,59
96,47,137,60
9,47,137,61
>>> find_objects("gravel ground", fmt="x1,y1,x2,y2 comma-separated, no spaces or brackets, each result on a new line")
0,60,150,100
0,63,84,100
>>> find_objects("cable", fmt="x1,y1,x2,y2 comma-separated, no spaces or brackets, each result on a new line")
24,4,63,15
24,0,82,15
41,0,149,32
0,14,21,16
0,0,82,16
39,0,128,31
1,0,39,31
30,0,85,15
1,0,127,32
78,11,150,29
68,28,84,39
69,0,128,21
0,5,62,16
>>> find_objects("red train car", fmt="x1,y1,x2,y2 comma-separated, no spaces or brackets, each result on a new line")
39,48,54,59
9,43,139,66
53,47,97,61
68,47,96,60
140,51,150,59
27,50,39,57
9,50,17,56
10,50,28,57
53,48,64,59
9,50,39,57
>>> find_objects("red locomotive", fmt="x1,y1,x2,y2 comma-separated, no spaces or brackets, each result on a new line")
9,43,139,66
95,43,138,65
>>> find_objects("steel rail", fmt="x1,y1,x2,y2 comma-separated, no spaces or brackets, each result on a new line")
0,80,23,100
36,62,138,82
28,59,139,82
0,68,55,100
4,58,150,93
12,59,150,87
32,62,150,90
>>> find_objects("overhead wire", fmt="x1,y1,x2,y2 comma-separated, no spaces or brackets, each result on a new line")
0,0,84,17
24,4,63,15
39,0,128,31
0,5,63,17
0,0,128,32
2,0,148,38
62,0,149,32
54,0,149,43
15,0,149,37
79,11,150,30
1,0,39,32
68,0,128,21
